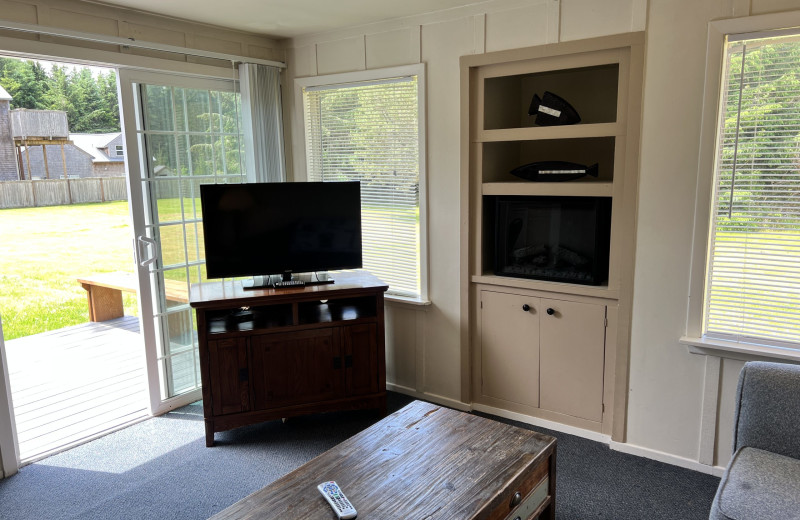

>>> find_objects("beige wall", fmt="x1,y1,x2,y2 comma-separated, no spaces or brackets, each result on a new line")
286,0,800,474
0,0,283,70
284,0,646,408
628,0,800,472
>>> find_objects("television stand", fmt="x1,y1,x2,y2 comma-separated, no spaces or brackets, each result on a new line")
189,271,389,447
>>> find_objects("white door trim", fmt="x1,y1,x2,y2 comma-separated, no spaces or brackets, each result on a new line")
0,317,20,478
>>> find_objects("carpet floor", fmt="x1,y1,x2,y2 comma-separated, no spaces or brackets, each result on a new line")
0,393,720,519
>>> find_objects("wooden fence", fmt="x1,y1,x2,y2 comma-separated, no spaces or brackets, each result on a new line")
0,177,127,209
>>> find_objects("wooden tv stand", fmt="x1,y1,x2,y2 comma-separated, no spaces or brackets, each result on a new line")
190,271,388,447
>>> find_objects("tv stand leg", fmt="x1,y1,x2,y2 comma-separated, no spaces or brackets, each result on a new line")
205,420,215,447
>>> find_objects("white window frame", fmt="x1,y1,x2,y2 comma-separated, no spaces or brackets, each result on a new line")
115,144,124,157
682,11,800,362
294,64,429,304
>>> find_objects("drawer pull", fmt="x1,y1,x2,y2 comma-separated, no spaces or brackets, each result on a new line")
546,307,555,316
521,304,530,312
510,491,522,507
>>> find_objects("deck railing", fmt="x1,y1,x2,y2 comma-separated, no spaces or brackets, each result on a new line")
10,109,69,140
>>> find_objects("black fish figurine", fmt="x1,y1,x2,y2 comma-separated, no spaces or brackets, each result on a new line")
511,161,599,182
528,91,581,126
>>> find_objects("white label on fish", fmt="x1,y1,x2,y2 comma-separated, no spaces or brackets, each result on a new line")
538,105,562,117
540,169,585,174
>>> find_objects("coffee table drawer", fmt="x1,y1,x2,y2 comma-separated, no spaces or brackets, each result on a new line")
482,456,552,520
505,476,549,520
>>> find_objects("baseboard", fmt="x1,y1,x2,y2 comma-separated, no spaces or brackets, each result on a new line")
472,403,611,444
386,383,471,412
609,441,720,475
386,385,726,476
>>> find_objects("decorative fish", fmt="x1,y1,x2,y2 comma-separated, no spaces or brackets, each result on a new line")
510,161,599,182
528,91,581,126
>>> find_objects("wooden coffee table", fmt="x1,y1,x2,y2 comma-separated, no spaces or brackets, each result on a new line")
211,400,556,520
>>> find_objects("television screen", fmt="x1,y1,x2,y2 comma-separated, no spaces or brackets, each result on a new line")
199,182,362,280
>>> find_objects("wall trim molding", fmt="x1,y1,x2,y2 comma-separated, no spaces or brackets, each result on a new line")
472,403,611,444
609,440,716,475
286,0,553,49
386,383,471,412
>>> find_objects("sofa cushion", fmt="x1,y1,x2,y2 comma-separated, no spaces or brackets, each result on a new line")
711,447,800,520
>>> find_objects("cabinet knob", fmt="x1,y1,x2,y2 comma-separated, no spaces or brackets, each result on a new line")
510,491,522,507
522,304,530,312
546,307,555,316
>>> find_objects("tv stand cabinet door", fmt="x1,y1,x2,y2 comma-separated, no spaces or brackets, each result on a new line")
249,328,342,411
341,323,379,396
208,338,250,416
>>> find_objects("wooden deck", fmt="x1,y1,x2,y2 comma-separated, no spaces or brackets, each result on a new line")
4,316,149,463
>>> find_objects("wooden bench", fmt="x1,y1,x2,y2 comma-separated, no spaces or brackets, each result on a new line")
77,272,189,322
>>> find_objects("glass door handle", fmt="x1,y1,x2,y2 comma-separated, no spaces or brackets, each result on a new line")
136,236,158,267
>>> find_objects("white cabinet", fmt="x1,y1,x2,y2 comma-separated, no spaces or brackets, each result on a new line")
479,289,607,424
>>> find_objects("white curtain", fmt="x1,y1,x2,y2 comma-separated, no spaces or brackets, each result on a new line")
238,63,286,183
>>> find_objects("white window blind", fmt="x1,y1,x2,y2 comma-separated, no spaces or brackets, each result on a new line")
302,75,422,299
705,33,800,348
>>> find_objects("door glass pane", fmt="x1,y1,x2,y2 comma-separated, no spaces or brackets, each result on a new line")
143,85,175,131
138,82,244,399
159,224,187,267
145,134,178,180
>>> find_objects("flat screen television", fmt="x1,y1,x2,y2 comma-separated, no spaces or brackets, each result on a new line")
199,182,362,286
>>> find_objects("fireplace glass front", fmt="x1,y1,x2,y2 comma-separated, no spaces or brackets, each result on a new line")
494,196,611,286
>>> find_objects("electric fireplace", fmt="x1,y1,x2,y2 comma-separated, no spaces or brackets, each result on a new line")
493,196,611,285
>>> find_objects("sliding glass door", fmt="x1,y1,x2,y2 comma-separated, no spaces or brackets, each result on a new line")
118,70,244,414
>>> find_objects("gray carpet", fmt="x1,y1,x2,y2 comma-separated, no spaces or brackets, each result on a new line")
0,393,719,519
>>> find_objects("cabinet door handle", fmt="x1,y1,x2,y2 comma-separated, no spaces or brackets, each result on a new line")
238,368,248,382
546,307,555,316
522,304,531,312
333,356,342,369
345,355,353,368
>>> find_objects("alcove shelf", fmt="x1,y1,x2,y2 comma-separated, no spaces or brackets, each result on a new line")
482,182,613,197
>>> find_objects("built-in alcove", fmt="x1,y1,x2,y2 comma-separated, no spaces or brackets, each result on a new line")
483,64,619,130
481,137,616,183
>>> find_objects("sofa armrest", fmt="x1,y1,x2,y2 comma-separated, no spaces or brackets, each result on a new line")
733,361,800,459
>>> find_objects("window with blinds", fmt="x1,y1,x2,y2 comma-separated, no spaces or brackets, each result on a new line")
704,32,800,349
302,72,424,299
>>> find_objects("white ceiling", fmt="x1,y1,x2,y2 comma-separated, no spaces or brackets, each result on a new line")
95,0,485,39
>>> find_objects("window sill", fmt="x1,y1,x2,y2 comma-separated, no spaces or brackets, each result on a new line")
386,294,432,307
680,336,800,363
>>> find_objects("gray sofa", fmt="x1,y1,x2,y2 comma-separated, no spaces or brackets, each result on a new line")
710,361,800,520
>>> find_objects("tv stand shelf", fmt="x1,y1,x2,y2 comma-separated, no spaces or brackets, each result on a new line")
190,271,389,446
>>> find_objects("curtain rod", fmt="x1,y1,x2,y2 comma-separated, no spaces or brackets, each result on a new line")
0,20,286,69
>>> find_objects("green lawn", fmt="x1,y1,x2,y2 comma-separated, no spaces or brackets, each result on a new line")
0,202,138,340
